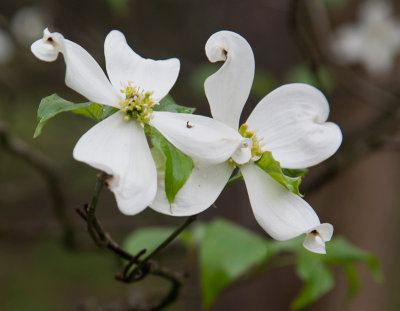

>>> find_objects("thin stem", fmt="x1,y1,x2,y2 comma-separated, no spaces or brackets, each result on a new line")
147,268,182,311
140,215,197,266
225,170,243,187
76,204,134,261
85,173,106,247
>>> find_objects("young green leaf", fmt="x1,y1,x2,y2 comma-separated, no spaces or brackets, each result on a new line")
292,251,334,310
325,237,383,282
255,151,303,196
200,219,269,307
34,94,117,138
154,94,196,114
282,168,309,178
101,105,119,120
150,128,194,206
265,236,382,309
123,227,176,256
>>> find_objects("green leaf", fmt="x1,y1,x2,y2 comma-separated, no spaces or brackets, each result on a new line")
180,222,207,249
325,237,383,282
282,168,309,178
150,128,194,206
154,94,196,114
265,236,382,309
123,227,176,256
342,264,360,300
200,219,269,307
101,105,119,120
292,251,334,310
34,94,117,138
255,151,303,196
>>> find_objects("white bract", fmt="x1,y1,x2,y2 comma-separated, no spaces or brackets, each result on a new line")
151,31,342,254
31,28,198,215
331,0,400,75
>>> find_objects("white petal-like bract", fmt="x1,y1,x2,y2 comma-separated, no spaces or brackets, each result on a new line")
31,29,121,107
204,30,255,130
73,112,157,215
151,111,243,164
303,223,334,254
241,163,321,242
104,30,180,100
150,156,233,216
31,28,61,62
246,83,342,169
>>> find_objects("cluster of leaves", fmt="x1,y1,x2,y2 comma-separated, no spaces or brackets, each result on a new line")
124,218,382,310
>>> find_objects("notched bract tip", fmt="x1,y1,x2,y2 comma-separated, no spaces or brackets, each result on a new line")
303,223,334,254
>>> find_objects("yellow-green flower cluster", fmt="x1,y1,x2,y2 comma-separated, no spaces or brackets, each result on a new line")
239,123,264,158
119,83,159,127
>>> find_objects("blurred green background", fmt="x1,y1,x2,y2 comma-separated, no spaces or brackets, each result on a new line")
1,0,399,310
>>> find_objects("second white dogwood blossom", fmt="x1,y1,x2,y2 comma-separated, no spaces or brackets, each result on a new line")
151,31,342,253
332,0,400,75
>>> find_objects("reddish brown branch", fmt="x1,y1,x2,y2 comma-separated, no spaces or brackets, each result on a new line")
76,173,195,310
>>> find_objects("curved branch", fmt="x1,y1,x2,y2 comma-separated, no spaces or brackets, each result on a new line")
0,122,76,248
76,173,196,311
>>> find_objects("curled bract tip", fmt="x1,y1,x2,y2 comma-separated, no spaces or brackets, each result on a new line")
205,30,252,63
303,223,334,254
204,30,255,129
31,27,63,62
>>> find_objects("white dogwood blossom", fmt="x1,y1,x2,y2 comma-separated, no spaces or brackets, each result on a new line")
151,31,342,254
331,0,400,75
31,28,191,215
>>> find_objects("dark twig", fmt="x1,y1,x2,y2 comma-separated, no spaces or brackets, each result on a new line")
76,173,196,310
75,204,134,261
147,267,183,311
0,122,76,248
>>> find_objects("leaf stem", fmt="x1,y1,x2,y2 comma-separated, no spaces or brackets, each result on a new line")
225,170,243,187
140,215,197,266
85,172,107,247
